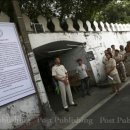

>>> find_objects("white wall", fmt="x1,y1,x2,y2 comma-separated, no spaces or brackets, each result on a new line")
28,33,86,49
59,47,96,85
29,32,130,83
60,47,88,71
0,95,40,129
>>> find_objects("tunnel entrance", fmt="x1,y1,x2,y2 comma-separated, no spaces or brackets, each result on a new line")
33,41,90,113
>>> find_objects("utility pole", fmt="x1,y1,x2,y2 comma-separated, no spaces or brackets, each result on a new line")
11,0,55,120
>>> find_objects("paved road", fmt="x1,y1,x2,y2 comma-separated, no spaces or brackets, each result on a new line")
74,83,130,129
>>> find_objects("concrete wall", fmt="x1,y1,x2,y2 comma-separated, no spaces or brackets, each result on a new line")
0,95,40,129
28,32,130,83
60,47,88,71
25,15,130,83
1,12,130,129
59,47,96,85
0,12,41,130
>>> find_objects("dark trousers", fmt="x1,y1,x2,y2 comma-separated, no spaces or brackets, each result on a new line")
81,77,90,95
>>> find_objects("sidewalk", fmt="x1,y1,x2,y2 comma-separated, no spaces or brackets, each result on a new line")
19,78,130,130
49,78,130,130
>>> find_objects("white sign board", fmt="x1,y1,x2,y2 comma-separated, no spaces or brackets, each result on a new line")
0,23,35,106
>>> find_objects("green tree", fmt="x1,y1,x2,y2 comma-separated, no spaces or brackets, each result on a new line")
0,0,113,22
0,0,12,15
95,0,130,23
20,0,112,21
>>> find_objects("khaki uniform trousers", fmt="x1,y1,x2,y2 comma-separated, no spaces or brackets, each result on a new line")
58,81,74,108
117,62,127,81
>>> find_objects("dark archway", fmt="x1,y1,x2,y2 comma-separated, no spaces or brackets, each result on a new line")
33,41,85,113
33,40,84,61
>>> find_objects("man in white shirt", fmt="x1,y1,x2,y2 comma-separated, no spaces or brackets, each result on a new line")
52,57,77,112
76,59,91,97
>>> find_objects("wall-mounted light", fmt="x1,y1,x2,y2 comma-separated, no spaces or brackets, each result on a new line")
67,42,86,48
48,48,72,53
67,44,83,47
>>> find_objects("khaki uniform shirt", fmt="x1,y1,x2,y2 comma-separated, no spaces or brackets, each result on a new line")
52,65,67,80
114,54,123,65
102,55,107,65
119,50,126,60
105,58,118,76
112,50,115,57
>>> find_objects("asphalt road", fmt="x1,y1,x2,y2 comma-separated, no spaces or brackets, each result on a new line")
74,83,130,130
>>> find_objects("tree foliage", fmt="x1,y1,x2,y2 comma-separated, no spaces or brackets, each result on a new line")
95,0,130,23
0,0,12,15
19,0,112,21
1,0,130,23
0,0,112,22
